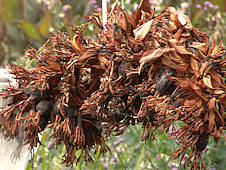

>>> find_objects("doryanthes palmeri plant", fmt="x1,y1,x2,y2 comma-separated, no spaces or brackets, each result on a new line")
0,0,225,169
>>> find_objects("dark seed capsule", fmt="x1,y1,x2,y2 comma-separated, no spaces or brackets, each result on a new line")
24,86,50,101
195,133,209,151
84,128,91,146
36,100,51,113
39,115,49,131
156,68,176,96
53,100,61,116
92,126,102,136
65,107,74,118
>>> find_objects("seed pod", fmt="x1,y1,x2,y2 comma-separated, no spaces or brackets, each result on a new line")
39,115,49,131
92,126,102,137
195,133,209,151
24,85,50,101
53,100,61,116
36,100,51,113
65,106,74,118
156,68,176,96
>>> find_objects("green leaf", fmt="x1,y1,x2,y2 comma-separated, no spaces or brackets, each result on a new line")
1,0,21,25
21,20,43,41
39,12,52,37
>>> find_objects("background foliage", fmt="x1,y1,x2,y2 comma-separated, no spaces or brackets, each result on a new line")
0,0,225,169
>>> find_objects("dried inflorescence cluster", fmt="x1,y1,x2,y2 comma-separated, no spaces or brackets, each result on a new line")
0,0,225,169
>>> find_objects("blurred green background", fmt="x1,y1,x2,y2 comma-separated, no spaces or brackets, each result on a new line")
0,0,225,169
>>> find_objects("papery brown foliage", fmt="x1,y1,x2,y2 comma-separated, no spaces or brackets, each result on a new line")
0,0,225,169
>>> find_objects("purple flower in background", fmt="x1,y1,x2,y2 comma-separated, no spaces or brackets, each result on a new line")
100,157,104,162
184,154,189,158
204,1,211,6
43,0,49,6
168,161,173,167
110,156,118,164
94,5,102,12
149,0,156,5
114,138,124,146
209,168,216,170
204,6,207,11
61,168,70,170
47,141,53,148
208,3,214,8
38,146,42,153
196,4,201,9
156,154,161,160
181,2,189,10
214,5,219,10
103,163,109,169
36,156,40,162
89,0,97,4
203,145,210,152
172,168,178,170
62,5,71,12
135,145,140,150
139,164,145,168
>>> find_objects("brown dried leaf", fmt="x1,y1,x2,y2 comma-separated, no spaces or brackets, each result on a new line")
184,98,202,107
203,75,214,89
139,47,169,74
78,51,97,64
44,58,61,72
190,57,200,77
178,14,192,30
169,39,194,55
208,110,215,132
161,56,188,71
209,71,224,88
190,42,206,54
133,19,153,40
132,0,151,25
168,7,180,28
208,98,216,110
213,90,224,95
98,54,108,70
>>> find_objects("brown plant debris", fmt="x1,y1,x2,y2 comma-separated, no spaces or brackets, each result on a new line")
0,0,225,169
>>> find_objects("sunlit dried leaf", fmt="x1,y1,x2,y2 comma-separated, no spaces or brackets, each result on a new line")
169,39,194,55
190,57,200,77
203,75,214,89
71,36,86,52
133,19,153,40
139,47,169,74
190,42,206,54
